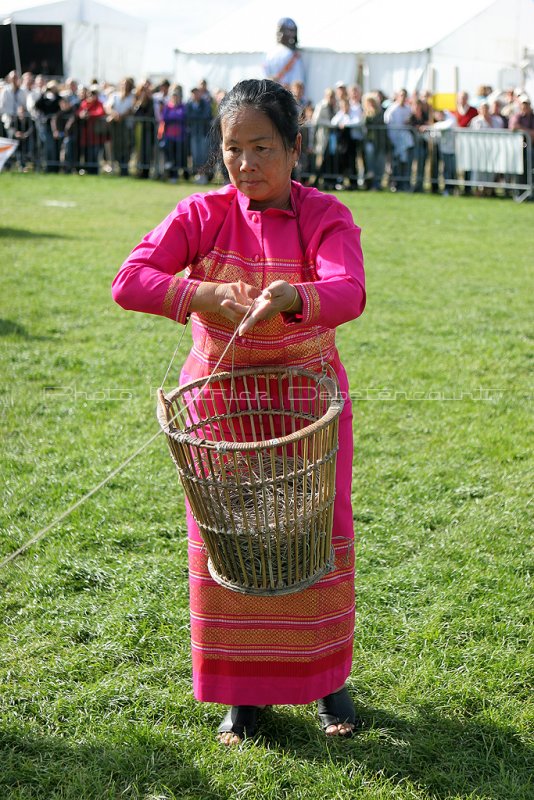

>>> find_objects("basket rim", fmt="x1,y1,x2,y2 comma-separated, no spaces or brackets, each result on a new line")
157,365,344,452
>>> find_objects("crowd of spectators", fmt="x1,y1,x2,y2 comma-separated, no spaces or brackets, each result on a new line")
0,71,219,182
299,80,534,196
1,69,533,197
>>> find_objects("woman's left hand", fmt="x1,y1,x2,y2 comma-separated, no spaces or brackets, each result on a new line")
237,280,301,336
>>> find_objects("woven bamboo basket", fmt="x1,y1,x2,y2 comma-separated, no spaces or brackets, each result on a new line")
157,366,343,595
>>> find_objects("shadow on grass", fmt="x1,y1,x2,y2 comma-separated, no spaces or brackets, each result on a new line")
0,227,71,239
262,703,533,800
0,319,30,338
1,706,531,800
0,318,50,340
0,729,230,800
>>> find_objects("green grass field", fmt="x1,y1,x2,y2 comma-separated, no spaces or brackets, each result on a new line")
0,174,532,800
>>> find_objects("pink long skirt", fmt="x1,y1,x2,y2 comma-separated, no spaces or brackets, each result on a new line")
187,408,355,706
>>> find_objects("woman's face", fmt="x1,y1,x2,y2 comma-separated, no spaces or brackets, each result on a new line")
221,107,300,211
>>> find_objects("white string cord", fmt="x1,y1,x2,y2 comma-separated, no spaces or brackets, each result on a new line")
0,301,259,571
160,319,190,389
0,429,163,570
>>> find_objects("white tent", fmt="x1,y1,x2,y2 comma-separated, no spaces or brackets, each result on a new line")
174,0,534,104
2,0,146,83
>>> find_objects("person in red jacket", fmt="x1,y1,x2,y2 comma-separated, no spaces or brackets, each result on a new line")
454,90,478,127
77,86,106,174
454,91,478,195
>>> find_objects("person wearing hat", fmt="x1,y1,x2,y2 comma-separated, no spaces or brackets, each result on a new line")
264,17,305,91
34,80,61,172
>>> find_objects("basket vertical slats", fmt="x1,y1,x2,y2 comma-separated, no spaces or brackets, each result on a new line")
230,449,258,589
295,439,304,583
253,375,266,443
225,381,244,445
281,445,293,584
302,435,310,578
269,447,283,586
245,450,267,589
316,425,326,569
157,367,343,596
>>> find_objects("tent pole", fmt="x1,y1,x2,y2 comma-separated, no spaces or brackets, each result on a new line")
94,24,99,79
357,58,364,89
174,49,180,85
10,20,22,75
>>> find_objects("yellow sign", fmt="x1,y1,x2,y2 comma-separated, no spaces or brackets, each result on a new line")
432,93,456,111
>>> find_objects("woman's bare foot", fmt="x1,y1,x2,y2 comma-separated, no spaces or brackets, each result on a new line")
324,720,355,736
217,705,266,745
318,685,356,737
218,730,242,746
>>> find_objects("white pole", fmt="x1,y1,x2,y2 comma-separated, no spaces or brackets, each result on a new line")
10,20,22,75
93,24,98,79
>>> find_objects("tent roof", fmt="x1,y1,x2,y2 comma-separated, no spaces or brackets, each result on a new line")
3,0,144,29
181,0,503,54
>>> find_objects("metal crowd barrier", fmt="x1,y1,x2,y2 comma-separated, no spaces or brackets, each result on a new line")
2,115,532,202
1,114,191,179
297,122,533,202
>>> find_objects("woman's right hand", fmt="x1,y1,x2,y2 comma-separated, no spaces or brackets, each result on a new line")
190,281,261,325
217,281,263,324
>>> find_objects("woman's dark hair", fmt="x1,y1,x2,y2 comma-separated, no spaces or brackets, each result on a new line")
205,79,300,177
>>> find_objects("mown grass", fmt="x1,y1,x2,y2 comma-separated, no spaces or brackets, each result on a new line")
0,173,532,800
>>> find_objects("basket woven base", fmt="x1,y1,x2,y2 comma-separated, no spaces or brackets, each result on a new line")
206,545,336,596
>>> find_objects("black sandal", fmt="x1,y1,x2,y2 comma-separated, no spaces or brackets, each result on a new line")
217,705,260,741
317,687,356,737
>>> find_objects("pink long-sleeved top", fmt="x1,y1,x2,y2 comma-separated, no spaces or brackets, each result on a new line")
113,182,365,706
112,181,365,381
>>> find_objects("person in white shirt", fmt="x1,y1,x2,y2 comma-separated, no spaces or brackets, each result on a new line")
26,74,45,118
311,87,338,189
384,88,414,191
425,109,457,195
0,72,27,138
153,79,170,124
469,101,498,193
264,18,305,91
105,77,135,176
348,84,365,188
331,94,365,189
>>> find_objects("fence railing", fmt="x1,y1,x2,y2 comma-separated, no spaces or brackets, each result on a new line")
3,115,533,201
299,123,533,201
2,114,195,180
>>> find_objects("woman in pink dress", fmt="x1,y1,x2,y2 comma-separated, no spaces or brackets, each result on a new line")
112,79,366,745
